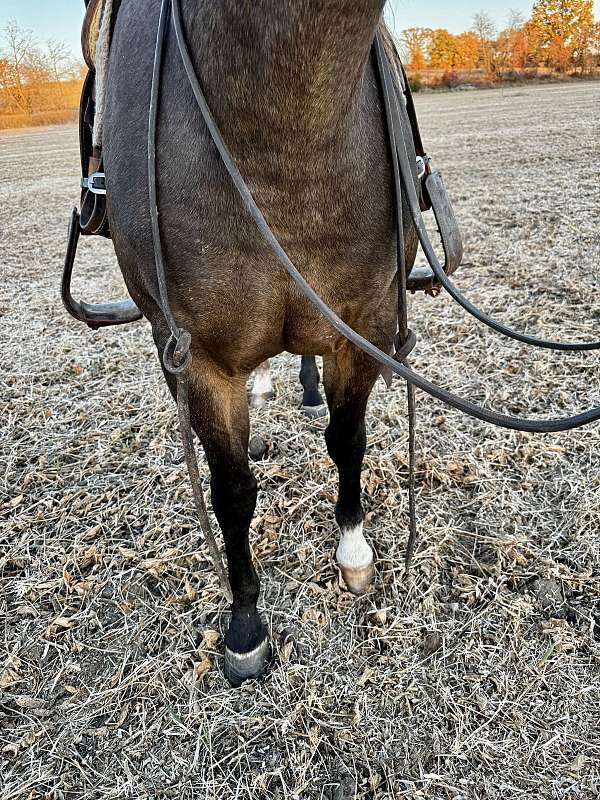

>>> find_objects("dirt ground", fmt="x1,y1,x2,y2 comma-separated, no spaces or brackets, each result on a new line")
1,82,599,800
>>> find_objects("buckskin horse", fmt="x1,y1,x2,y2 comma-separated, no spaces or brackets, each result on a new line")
63,0,600,686
101,0,420,684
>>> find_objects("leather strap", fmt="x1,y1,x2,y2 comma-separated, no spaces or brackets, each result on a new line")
377,36,419,569
148,0,232,602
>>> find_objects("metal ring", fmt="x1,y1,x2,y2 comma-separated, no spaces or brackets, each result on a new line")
162,331,192,375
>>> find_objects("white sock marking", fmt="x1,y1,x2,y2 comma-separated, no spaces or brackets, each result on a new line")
336,523,373,569
251,366,274,397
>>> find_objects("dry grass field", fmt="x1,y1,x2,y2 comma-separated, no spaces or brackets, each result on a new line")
1,82,599,799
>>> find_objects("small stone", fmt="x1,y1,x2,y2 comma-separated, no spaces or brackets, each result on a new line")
531,578,563,612
423,631,443,656
248,435,268,461
374,608,387,626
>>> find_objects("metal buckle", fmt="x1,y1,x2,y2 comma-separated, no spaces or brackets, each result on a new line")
82,172,107,195
416,156,430,180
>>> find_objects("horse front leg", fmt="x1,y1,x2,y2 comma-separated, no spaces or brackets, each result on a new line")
190,362,271,686
323,345,380,594
156,332,270,685
190,366,270,684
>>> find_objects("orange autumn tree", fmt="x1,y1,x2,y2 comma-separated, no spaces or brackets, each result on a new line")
414,29,480,71
454,31,480,68
398,2,599,78
529,0,595,71
428,28,460,68
400,27,432,70
592,22,600,66
497,10,532,70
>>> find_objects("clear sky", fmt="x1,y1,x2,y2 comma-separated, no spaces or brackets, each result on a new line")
1,1,599,58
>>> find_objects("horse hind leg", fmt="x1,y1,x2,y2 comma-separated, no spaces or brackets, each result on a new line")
299,355,327,418
249,359,276,408
323,346,379,594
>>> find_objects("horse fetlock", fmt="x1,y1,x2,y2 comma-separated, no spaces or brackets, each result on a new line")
250,366,276,408
336,523,375,595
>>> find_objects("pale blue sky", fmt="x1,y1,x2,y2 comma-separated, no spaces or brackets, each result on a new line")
1,1,599,58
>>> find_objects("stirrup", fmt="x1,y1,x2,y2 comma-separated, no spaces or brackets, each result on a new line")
61,207,143,330
407,167,463,294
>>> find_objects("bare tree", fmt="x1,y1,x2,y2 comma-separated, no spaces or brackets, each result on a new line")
400,27,432,70
507,9,526,30
473,11,497,40
0,19,40,113
45,39,76,83
472,11,497,73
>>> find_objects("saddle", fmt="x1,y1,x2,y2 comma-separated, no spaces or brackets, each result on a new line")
81,0,105,70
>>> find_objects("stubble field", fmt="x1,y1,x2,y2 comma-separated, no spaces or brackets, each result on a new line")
1,82,599,799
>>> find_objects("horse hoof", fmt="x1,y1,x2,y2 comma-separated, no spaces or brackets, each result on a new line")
301,403,328,419
224,637,271,687
339,561,375,595
250,391,276,409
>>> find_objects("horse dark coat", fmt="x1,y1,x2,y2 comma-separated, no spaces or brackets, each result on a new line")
104,0,418,683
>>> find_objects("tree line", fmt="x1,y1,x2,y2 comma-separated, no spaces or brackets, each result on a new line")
1,1,599,129
400,0,599,75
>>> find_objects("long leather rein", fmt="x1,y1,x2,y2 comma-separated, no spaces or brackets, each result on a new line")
380,46,600,354
152,0,600,434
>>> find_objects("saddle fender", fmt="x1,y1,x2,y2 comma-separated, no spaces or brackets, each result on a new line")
406,170,464,294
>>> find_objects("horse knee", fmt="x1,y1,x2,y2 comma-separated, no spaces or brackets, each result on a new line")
325,414,366,469
211,469,258,534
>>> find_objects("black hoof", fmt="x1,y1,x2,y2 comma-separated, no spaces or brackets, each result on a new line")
301,403,328,419
224,637,271,687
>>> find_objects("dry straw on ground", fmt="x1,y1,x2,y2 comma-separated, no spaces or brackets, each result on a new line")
1,83,599,799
